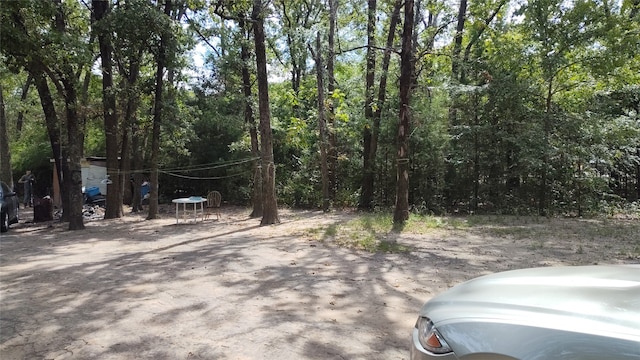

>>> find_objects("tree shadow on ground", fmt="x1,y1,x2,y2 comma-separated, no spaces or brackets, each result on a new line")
1,209,637,359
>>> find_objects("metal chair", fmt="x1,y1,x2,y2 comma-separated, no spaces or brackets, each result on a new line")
205,191,221,220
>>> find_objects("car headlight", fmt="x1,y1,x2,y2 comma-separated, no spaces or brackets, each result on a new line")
415,316,453,354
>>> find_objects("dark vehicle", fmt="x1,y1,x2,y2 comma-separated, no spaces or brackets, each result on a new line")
1,181,19,232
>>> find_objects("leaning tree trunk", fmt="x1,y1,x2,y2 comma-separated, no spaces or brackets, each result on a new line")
15,75,32,135
253,0,280,225
393,0,414,224
30,65,66,217
372,0,402,202
362,0,401,210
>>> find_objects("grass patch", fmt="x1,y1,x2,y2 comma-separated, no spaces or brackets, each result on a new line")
618,240,640,259
404,214,468,233
528,240,545,250
311,212,467,253
308,212,640,255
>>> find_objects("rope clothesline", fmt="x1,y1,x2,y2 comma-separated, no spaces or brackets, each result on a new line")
159,169,253,180
123,156,261,177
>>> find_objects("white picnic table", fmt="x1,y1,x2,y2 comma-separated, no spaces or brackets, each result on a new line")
172,196,207,224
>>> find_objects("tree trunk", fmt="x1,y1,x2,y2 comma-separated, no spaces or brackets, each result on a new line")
313,33,330,212
636,148,640,200
327,0,337,202
445,0,468,208
93,0,122,219
360,0,377,210
131,125,144,213
119,85,132,207
15,74,32,135
394,0,414,224
64,87,86,231
147,0,172,220
6,0,82,228
240,18,262,218
539,78,553,216
253,0,280,225
472,93,479,212
117,48,144,212
30,66,66,217
451,0,467,81
361,0,401,210
0,85,12,187
118,66,140,209
54,0,85,230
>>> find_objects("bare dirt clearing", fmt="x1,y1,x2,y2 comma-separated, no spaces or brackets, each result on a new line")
1,206,639,359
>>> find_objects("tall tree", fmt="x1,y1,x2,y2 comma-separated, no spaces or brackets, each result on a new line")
54,0,87,230
522,0,609,215
326,0,338,201
311,32,330,212
394,0,414,223
1,0,89,229
239,17,263,218
111,0,157,213
93,0,122,218
360,0,402,210
0,84,12,187
15,75,32,135
359,0,377,210
252,0,279,225
444,0,468,208
148,0,173,220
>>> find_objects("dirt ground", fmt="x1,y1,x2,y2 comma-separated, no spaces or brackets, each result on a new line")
1,205,639,360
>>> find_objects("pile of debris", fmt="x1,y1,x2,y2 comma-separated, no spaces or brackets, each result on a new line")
82,205,105,220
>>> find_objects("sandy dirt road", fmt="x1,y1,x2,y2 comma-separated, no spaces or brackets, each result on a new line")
1,206,638,359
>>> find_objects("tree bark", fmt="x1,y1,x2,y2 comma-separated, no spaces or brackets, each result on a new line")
361,0,401,210
313,33,330,212
539,77,553,216
253,0,280,225
147,0,172,220
327,0,338,201
54,0,85,230
119,79,132,207
62,78,86,231
117,46,144,212
240,17,263,218
444,0,468,208
15,74,32,135
451,0,467,82
393,0,414,224
0,85,12,187
5,0,83,228
374,0,401,191
636,148,640,200
93,0,122,219
360,0,377,210
30,66,66,217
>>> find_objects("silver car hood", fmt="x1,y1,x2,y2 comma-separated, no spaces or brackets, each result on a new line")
422,265,640,340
